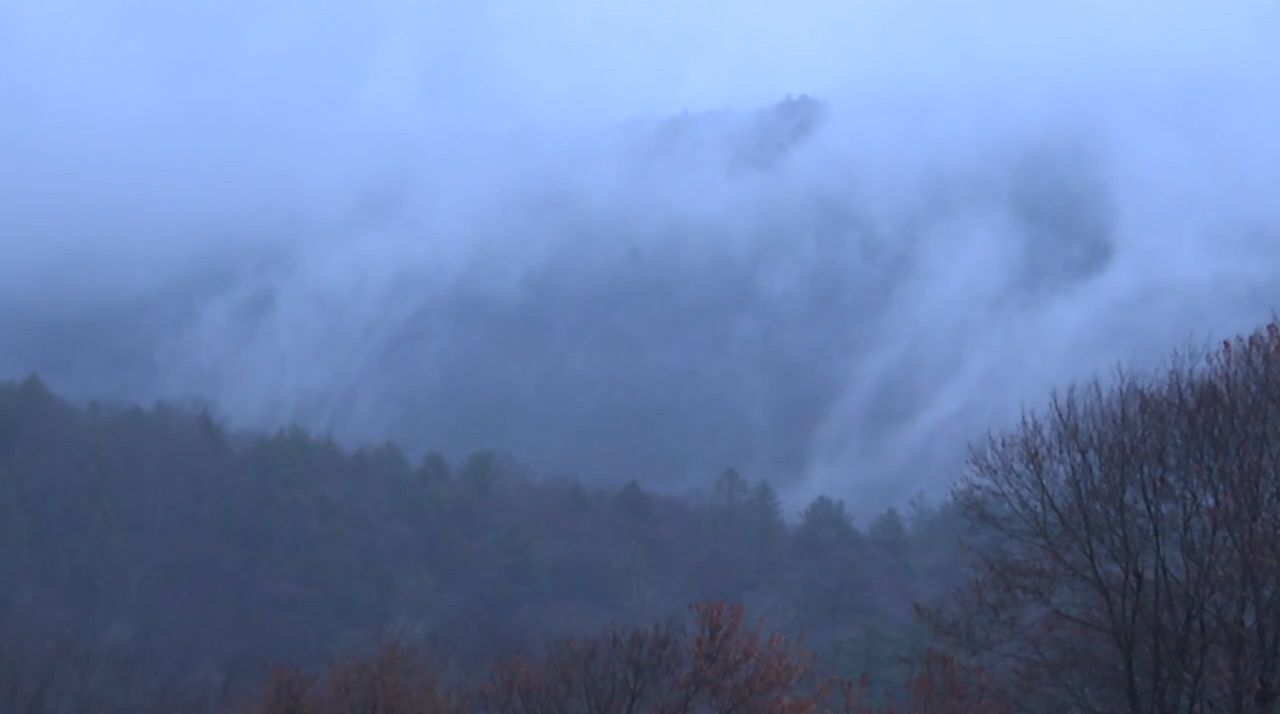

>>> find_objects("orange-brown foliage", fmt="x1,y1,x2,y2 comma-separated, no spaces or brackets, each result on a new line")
240,640,463,714
241,603,998,714
837,649,1009,714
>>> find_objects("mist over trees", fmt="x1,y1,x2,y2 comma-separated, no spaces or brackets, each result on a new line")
5,1,1280,711
7,319,1280,712
7,88,1280,512
0,372,959,705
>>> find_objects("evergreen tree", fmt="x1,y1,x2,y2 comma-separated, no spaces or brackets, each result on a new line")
747,480,784,544
418,450,452,487
795,496,856,550
868,507,907,557
710,467,748,529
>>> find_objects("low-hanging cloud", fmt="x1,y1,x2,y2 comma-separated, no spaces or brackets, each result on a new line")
3,0,1280,514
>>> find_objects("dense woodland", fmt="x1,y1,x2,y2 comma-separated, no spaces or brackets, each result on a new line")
0,368,962,710
5,320,1280,713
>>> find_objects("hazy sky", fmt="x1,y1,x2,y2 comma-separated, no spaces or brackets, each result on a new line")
3,0,1280,513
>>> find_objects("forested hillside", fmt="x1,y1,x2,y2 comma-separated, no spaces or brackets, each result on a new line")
0,373,961,702
8,320,1280,713
5,0,1278,709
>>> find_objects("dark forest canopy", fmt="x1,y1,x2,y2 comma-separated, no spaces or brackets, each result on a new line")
0,373,960,699
8,319,1280,713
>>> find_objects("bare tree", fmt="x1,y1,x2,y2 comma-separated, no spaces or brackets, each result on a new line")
930,322,1280,714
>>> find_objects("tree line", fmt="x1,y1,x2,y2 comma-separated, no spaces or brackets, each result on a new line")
0,371,958,709
5,319,1280,712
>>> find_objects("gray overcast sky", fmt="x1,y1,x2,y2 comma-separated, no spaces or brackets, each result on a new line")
2,0,1280,511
